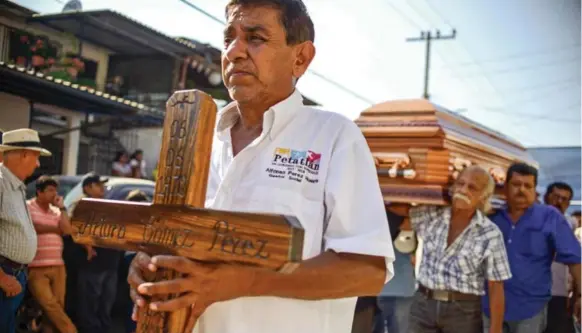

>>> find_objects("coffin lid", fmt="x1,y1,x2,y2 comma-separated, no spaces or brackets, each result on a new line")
356,99,538,168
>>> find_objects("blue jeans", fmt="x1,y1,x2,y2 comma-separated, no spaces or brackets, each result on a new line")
483,305,547,333
374,296,414,333
0,267,27,333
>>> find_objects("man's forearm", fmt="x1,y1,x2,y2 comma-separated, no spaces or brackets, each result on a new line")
59,211,73,235
248,251,386,300
488,280,505,333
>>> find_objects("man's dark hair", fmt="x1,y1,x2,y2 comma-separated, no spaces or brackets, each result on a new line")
506,162,538,185
225,0,315,44
545,182,574,201
572,210,581,217
35,175,58,193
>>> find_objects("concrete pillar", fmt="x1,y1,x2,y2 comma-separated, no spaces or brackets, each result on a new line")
62,114,82,176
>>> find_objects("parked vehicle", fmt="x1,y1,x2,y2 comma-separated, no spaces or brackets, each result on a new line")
64,176,155,210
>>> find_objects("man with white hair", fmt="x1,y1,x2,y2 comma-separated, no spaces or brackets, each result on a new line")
395,165,512,333
0,128,50,333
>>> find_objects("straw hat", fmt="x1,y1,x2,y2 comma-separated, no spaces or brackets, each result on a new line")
0,129,51,156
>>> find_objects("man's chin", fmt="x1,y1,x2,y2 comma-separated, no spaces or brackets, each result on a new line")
228,87,257,103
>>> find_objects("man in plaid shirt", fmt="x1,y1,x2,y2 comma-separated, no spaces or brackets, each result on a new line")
405,165,512,333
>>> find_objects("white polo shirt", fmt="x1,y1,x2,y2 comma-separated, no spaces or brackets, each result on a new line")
194,89,394,333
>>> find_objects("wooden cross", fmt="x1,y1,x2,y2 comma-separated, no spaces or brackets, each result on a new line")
69,90,305,333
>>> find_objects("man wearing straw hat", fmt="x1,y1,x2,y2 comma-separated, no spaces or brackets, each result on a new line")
0,128,51,333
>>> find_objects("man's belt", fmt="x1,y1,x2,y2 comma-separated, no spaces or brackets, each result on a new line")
0,256,27,271
418,284,480,302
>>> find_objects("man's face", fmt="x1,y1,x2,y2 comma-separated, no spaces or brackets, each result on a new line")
84,183,105,199
545,187,572,214
37,185,57,204
21,150,41,178
222,5,307,103
506,172,536,210
450,169,488,211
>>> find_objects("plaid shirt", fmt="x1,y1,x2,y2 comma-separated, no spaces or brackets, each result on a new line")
411,205,512,295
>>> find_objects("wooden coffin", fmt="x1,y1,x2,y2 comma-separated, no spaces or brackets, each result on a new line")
355,99,538,206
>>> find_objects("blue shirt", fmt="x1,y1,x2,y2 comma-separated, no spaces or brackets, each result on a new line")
483,204,582,321
379,249,416,297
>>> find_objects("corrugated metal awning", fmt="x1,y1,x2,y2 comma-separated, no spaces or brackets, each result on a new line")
28,10,197,58
0,61,164,123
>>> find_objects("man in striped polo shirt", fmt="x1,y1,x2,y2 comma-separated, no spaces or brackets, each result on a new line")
27,175,77,333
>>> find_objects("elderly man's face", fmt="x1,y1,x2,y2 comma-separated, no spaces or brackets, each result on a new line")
222,5,309,103
450,169,488,211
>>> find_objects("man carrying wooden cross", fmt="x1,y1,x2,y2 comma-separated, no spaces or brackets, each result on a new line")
127,1,395,332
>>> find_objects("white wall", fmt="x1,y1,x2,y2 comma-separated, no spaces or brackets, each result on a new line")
0,92,30,131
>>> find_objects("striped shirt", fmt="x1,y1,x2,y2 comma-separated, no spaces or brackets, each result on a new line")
411,205,512,295
0,163,37,264
27,199,64,267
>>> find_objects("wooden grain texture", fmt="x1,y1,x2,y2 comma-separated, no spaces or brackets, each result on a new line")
70,90,305,333
70,199,304,270
355,98,538,207
142,89,217,333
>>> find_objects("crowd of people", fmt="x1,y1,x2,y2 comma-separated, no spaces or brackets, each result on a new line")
0,1,580,333
368,163,581,333
0,129,150,333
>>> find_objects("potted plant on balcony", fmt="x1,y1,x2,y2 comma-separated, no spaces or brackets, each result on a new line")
29,36,49,68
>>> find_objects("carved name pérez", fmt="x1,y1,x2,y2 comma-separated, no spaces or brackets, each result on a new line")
208,221,270,259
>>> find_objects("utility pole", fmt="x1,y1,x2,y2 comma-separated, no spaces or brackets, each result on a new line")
406,29,456,100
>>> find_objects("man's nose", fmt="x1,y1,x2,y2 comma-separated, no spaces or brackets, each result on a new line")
224,38,247,63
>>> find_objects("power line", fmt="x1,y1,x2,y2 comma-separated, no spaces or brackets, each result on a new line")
442,43,581,68
178,0,375,104
441,56,580,78
406,29,457,99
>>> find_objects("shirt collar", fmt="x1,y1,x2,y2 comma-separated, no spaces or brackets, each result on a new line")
216,89,305,142
0,164,25,191
445,206,486,227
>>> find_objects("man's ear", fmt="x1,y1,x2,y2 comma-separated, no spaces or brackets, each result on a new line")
292,41,316,80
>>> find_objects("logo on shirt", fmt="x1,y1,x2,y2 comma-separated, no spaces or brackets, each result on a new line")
266,147,321,183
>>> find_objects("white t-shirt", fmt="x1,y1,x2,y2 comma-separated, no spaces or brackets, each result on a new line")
194,89,395,333
112,161,132,176
130,158,147,178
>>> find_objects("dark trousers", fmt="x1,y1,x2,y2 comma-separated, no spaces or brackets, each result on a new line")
409,291,482,333
76,268,117,333
0,266,27,333
545,296,575,333
352,296,379,333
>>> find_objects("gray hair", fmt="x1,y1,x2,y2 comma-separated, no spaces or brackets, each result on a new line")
458,165,496,213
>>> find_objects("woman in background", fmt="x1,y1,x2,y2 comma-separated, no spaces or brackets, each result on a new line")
111,151,131,177
129,150,146,179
